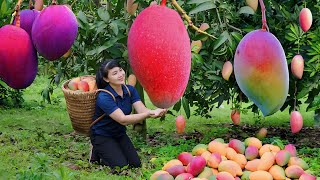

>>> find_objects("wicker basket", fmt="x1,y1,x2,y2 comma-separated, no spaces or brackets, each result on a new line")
61,75,97,136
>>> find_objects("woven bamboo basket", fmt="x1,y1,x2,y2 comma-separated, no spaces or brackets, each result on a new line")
61,75,97,136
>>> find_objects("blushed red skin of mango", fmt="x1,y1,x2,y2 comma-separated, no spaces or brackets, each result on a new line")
128,5,191,108
0,25,38,89
234,29,289,116
291,54,304,79
176,115,186,133
290,111,303,134
299,8,312,32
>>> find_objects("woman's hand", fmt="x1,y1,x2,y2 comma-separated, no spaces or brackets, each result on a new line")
150,108,167,118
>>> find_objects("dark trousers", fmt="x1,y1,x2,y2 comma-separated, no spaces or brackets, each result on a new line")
90,134,141,168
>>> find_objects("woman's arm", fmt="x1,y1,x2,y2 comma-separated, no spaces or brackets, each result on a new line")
132,101,150,114
109,108,152,126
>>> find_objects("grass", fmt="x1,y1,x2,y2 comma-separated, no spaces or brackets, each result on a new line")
0,75,319,179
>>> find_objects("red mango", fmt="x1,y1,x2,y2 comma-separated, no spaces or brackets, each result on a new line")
175,115,186,134
291,54,304,79
284,144,297,157
299,8,312,32
222,61,233,81
128,4,191,108
231,109,240,125
177,152,193,166
299,173,316,180
186,156,206,176
166,165,185,177
290,111,303,134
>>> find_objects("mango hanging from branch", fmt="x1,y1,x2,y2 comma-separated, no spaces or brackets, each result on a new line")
234,0,288,116
32,4,78,61
0,25,38,89
128,0,191,108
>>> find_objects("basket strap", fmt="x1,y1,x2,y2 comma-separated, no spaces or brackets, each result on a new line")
90,114,105,128
90,89,115,128
124,84,131,97
96,89,116,101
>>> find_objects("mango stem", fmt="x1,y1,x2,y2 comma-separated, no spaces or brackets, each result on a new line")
14,0,23,27
259,0,269,31
171,0,217,39
29,0,34,9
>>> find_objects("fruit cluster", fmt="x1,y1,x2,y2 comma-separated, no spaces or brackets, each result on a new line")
67,76,97,92
0,1,77,89
151,137,316,180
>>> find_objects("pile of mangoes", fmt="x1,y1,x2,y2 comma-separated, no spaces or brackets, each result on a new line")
151,137,316,180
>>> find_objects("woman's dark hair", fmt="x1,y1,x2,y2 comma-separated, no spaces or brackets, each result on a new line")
96,59,121,89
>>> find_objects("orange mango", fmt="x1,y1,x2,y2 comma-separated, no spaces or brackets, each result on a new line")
208,141,227,156
249,171,273,180
269,165,286,180
162,159,183,171
244,137,262,149
218,160,243,177
257,152,275,171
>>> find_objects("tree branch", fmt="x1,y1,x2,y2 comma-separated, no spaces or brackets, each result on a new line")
171,0,217,39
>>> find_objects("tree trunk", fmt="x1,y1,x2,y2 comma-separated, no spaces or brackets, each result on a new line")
133,81,147,140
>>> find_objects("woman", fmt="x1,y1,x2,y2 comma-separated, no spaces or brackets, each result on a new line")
90,59,167,168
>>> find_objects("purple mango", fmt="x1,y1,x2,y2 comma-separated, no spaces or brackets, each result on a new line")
0,25,38,89
32,5,78,60
13,9,40,36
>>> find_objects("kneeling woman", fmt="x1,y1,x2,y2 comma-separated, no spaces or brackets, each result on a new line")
90,59,167,168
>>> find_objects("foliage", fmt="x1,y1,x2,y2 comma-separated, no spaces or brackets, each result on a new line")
0,0,319,117
0,81,24,108
177,0,320,118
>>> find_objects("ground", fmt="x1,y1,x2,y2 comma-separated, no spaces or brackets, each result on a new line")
148,122,320,148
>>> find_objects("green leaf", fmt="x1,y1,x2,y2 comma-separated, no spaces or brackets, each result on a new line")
173,99,181,112
86,49,96,56
104,38,119,49
231,32,243,42
213,31,228,50
306,96,320,112
310,71,316,77
113,20,127,30
187,0,211,5
182,97,190,118
110,21,118,35
95,23,108,36
97,7,110,23
192,53,204,64
77,11,88,24
238,6,254,15
189,2,216,15
297,87,310,99
207,74,221,81
0,79,8,88
1,0,7,15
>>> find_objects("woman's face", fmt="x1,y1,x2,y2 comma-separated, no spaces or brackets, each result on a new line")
106,67,125,85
